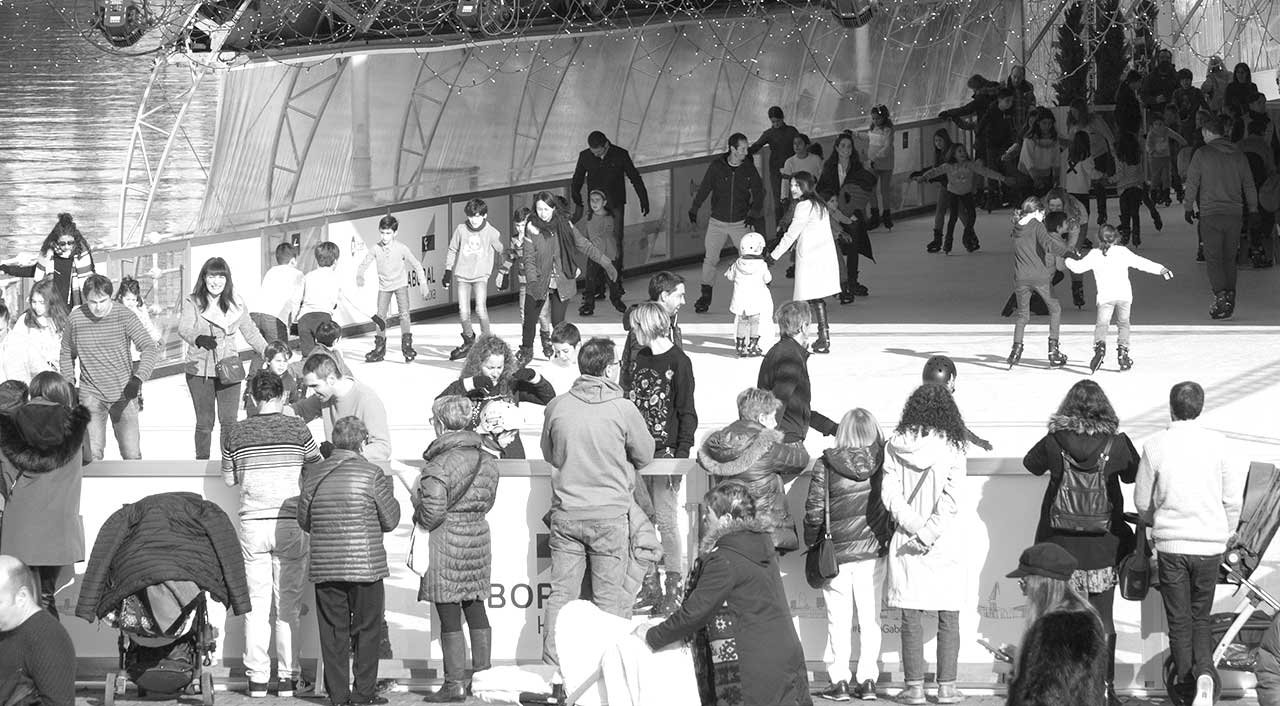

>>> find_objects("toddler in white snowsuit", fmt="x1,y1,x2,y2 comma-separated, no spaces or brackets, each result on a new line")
724,232,773,358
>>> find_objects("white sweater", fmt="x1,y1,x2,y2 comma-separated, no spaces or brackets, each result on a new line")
1065,245,1165,303
1134,419,1246,556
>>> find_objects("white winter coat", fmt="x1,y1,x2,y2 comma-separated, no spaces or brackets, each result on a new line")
725,256,774,318
771,200,841,301
881,430,969,612
1,317,62,383
1065,245,1166,304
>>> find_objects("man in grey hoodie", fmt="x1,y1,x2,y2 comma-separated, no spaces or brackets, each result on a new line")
1184,114,1258,320
540,337,655,674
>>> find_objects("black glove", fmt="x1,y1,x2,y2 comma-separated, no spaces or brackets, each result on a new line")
442,270,452,289
0,264,9,275
496,272,509,290
1184,210,1197,225
468,375,496,397
687,210,698,225
194,335,217,351
764,252,777,266
640,204,650,217
122,376,143,401
513,367,537,383
319,441,334,458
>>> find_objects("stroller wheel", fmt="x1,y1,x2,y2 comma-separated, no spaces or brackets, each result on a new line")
104,672,118,706
200,670,215,705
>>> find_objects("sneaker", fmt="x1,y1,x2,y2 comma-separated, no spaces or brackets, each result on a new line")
819,681,851,701
894,685,926,705
249,682,269,698
854,679,877,700
277,678,313,698
935,683,965,704
1192,674,1214,706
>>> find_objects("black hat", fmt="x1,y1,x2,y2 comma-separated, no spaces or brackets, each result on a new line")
12,402,72,451
1007,543,1078,581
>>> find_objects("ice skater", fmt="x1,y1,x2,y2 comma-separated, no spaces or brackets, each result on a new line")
770,172,841,354
356,215,428,363
1065,224,1173,372
1007,197,1079,369
443,198,504,361
724,232,773,357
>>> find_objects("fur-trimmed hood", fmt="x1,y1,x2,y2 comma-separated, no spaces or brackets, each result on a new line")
0,402,90,474
1047,413,1118,436
698,420,784,477
699,516,774,558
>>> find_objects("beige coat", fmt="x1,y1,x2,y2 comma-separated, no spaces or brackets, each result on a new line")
177,294,267,378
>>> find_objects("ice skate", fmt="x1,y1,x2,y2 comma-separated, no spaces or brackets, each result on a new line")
401,333,418,362
1047,337,1068,368
539,329,553,359
881,208,894,230
735,337,747,358
926,231,943,253
516,346,534,368
693,284,713,314
578,301,595,316
745,336,763,357
963,229,980,253
1209,291,1232,320
1006,342,1024,369
610,295,626,313
1089,341,1105,374
1117,345,1133,371
866,207,882,231
364,334,387,362
811,300,831,354
838,282,856,305
942,233,954,255
449,332,475,361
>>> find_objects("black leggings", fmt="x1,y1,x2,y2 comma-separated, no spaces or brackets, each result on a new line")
521,291,570,349
34,565,60,618
435,599,490,633
1088,585,1115,636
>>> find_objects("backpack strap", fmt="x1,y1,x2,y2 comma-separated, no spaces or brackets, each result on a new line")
1050,432,1116,470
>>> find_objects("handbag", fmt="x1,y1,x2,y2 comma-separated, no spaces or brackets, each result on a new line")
1118,515,1153,601
805,464,840,589
408,449,486,576
207,318,245,384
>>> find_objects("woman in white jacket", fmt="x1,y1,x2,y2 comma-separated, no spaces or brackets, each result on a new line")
880,384,970,706
770,172,840,354
1066,224,1173,373
2,278,68,383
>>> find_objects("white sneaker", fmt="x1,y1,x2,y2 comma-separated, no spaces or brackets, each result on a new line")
1191,674,1214,706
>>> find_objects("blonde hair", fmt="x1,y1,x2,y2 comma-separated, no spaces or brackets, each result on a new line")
629,301,671,345
775,300,812,337
835,408,882,448
432,395,473,431
736,388,781,421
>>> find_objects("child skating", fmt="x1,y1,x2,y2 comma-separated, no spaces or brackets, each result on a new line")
724,232,773,357
914,145,1013,254
444,198,505,361
356,215,428,363
1065,224,1173,372
1007,196,1079,369
577,189,626,317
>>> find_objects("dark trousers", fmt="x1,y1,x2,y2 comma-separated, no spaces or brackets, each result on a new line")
585,260,622,301
435,599,490,633
1250,209,1276,258
1158,552,1219,688
1199,213,1243,292
1093,182,1109,220
315,580,384,705
520,292,570,349
1119,187,1143,238
34,565,60,619
297,312,333,357
612,203,627,274
186,374,242,460
945,193,977,241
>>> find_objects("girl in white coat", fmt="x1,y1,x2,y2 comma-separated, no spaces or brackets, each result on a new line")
2,278,67,383
770,172,841,354
880,384,970,705
724,232,773,357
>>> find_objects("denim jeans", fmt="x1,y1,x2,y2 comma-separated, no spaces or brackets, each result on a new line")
1158,552,1220,687
542,512,630,665
296,312,332,356
375,287,412,335
187,374,243,460
644,474,684,574
80,389,140,460
1013,281,1062,343
249,313,289,374
700,218,750,286
1094,299,1133,347
900,609,960,684
240,518,307,682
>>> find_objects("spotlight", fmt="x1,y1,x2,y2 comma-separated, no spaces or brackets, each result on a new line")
97,0,151,47
455,0,513,32
825,0,875,28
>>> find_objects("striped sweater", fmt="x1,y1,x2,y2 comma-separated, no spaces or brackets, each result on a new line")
60,303,159,402
222,413,322,519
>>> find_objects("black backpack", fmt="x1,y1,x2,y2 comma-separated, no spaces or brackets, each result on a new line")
1049,434,1116,535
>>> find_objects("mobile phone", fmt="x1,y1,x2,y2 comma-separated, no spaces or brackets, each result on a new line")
977,638,1013,663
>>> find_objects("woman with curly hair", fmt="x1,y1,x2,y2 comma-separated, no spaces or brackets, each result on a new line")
2,278,69,383
436,335,555,459
880,384,970,705
0,213,96,307
1022,380,1139,704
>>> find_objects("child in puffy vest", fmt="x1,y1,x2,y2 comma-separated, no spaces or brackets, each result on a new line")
724,232,772,358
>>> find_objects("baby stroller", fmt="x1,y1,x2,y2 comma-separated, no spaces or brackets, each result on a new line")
1157,462,1280,705
103,584,218,705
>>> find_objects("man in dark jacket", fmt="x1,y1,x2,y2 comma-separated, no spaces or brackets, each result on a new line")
689,132,764,313
757,301,836,446
976,88,1019,207
940,74,1001,129
1143,50,1180,113
298,416,400,706
1115,70,1144,135
570,131,650,274
748,106,802,214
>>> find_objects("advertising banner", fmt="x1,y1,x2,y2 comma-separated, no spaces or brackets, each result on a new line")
326,205,451,325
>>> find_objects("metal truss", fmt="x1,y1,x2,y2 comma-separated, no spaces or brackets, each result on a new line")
704,17,774,149
613,28,683,151
509,39,583,183
393,49,474,202
787,12,849,130
266,59,349,223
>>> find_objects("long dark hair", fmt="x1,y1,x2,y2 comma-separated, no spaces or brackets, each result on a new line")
1114,131,1141,166
1067,131,1092,168
895,384,968,449
1053,380,1120,429
191,257,236,313
24,277,69,334
28,371,75,408
789,171,828,219
38,213,91,259
932,128,955,164
827,132,859,168
458,334,517,397
1025,108,1057,140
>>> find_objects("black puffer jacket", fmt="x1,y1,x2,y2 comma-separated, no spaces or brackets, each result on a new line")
298,449,400,583
698,420,810,553
414,431,499,603
803,445,893,563
76,492,249,621
1022,414,1139,570
757,336,837,444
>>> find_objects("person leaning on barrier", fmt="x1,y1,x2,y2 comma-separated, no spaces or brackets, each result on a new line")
0,555,75,706
921,355,992,451
757,301,837,449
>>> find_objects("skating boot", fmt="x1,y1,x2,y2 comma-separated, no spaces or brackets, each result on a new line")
693,284,713,313
1006,342,1024,369
745,336,763,357
943,232,954,255
1151,209,1163,231
1117,345,1133,371
851,281,869,297
1118,225,1131,246
866,207,882,231
1071,280,1086,309
881,208,894,230
926,230,943,253
364,334,387,363
516,346,534,368
578,300,595,316
1225,289,1237,318
539,329,553,359
963,229,980,253
401,333,418,362
610,295,627,313
1089,341,1106,374
1196,242,1206,262
838,282,856,305
811,300,831,354
735,337,747,358
449,332,475,361
632,569,662,614
1209,291,1232,320
1047,337,1068,368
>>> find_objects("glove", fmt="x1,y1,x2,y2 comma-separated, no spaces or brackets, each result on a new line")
513,368,537,383
603,262,619,282
468,375,496,397
122,376,143,401
0,264,9,275
764,252,777,266
640,205,650,217
744,217,760,232
496,272,509,290
687,210,698,225
194,335,217,351
1184,210,1197,225
442,270,452,289
319,441,334,458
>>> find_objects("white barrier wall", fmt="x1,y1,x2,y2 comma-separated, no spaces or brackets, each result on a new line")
59,459,1270,692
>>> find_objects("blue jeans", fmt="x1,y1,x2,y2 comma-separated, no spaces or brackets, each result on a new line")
900,609,960,684
80,389,140,460
1158,552,1220,688
375,287,412,335
187,374,243,460
542,512,630,665
644,474,684,574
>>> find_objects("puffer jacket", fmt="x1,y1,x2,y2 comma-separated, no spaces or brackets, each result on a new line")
177,294,268,378
414,431,499,603
76,491,250,621
803,445,893,563
298,448,400,583
698,419,810,553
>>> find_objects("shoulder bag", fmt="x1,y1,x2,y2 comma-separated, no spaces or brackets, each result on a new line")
805,463,840,589
408,449,486,576
207,315,245,385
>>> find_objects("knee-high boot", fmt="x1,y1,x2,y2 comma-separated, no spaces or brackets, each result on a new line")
810,299,830,354
424,632,468,702
1106,633,1121,706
